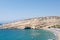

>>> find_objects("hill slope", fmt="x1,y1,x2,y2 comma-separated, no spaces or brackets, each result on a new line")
0,16,60,29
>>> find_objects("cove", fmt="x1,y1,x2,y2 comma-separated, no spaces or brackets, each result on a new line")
0,29,56,40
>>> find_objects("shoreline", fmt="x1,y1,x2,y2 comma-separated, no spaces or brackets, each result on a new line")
0,27,60,40
44,28,60,40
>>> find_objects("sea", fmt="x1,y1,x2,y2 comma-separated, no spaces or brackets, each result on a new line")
0,29,56,40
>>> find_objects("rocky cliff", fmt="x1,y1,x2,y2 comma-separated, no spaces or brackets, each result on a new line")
0,16,60,29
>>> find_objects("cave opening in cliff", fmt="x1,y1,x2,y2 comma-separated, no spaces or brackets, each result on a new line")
24,27,31,29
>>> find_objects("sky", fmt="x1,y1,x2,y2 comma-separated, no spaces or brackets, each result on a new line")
0,0,60,23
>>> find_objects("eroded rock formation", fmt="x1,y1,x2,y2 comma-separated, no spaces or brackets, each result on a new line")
0,16,60,29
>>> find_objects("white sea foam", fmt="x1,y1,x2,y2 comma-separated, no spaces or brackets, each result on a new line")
48,39,53,40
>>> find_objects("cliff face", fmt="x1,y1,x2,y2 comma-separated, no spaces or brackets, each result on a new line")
0,16,60,29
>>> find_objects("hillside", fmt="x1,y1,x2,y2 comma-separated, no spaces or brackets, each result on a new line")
0,16,60,29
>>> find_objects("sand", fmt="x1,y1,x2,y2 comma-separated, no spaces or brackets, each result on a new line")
46,28,60,40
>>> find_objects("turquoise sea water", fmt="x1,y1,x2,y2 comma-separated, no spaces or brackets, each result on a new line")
0,29,56,40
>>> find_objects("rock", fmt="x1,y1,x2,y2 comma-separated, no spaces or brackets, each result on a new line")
0,16,60,29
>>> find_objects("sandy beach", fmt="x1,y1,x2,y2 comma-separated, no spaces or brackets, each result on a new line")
46,28,60,40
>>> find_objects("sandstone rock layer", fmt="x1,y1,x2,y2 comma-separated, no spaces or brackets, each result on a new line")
0,16,60,29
